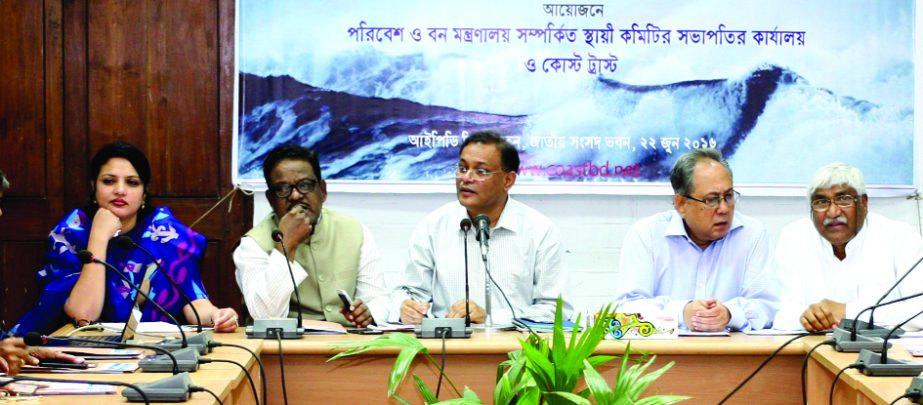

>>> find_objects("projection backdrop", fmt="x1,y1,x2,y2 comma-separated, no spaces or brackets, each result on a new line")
234,1,917,194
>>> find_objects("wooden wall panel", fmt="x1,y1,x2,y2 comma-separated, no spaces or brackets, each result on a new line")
0,0,249,330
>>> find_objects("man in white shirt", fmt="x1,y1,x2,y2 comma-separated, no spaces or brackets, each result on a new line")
614,148,778,331
773,163,923,331
392,131,570,325
234,145,388,327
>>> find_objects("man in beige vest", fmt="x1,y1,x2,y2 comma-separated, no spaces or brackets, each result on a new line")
233,146,388,327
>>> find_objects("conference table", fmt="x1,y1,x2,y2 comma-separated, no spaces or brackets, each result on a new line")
806,343,921,405
16,328,921,404
257,330,809,404
12,329,263,404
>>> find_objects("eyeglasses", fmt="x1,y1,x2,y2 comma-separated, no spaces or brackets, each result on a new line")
684,190,740,209
811,195,859,211
454,165,505,181
269,178,319,198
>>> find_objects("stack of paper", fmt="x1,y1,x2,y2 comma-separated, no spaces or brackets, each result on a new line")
513,318,582,333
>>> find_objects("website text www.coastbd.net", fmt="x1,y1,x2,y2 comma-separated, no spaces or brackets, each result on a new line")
518,161,641,178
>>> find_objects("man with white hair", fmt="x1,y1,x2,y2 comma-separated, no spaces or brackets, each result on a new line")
773,163,923,331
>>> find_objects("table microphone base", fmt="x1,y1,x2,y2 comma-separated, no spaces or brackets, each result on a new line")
416,318,472,339
139,347,200,373
833,328,889,353
122,372,192,402
857,349,923,377
247,319,304,339
839,319,905,338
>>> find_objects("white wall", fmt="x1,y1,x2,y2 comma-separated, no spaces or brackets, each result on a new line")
253,192,923,318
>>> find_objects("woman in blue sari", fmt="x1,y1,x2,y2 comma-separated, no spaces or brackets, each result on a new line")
12,142,238,335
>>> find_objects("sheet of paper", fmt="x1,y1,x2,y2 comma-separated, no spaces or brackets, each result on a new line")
678,330,731,337
368,322,415,332
743,329,812,336
98,321,204,333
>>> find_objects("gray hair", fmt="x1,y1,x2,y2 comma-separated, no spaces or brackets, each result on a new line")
0,169,9,191
807,162,866,198
670,148,732,196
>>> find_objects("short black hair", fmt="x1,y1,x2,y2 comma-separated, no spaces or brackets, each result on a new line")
262,145,323,185
88,141,154,218
460,130,520,173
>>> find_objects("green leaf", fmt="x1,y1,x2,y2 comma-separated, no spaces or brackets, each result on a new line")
389,343,426,396
634,395,690,405
435,398,485,405
329,332,426,361
392,394,414,405
544,390,592,404
413,375,438,404
582,359,614,405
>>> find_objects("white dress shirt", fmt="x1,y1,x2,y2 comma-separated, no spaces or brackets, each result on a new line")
390,198,571,324
773,213,923,331
614,210,779,331
234,223,389,324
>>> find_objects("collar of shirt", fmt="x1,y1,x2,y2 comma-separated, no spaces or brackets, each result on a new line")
662,210,744,247
452,197,523,235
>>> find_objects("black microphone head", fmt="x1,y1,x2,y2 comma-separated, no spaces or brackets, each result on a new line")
271,230,284,242
460,218,472,232
475,214,490,228
77,250,95,264
24,332,43,346
116,235,136,249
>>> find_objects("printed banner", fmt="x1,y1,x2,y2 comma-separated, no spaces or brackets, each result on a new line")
234,0,917,194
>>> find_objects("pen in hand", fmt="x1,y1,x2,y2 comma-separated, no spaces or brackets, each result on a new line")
402,287,431,319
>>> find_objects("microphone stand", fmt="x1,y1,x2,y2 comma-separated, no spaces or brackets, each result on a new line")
76,250,200,372
853,306,923,377
474,214,492,328
117,236,213,354
834,290,923,352
416,219,473,339
461,219,471,328
843,254,923,336
247,230,305,339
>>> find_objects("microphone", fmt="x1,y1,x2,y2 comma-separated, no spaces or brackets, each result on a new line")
460,218,472,328
833,290,923,352
24,332,193,374
246,230,305,339
474,214,497,327
76,250,188,348
854,304,923,376
75,250,202,372
843,254,923,335
474,214,490,261
116,236,213,354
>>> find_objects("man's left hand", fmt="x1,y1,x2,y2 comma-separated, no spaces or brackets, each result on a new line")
446,299,486,323
341,298,373,328
686,298,731,332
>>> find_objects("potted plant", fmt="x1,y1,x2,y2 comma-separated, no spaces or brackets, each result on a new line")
330,298,688,404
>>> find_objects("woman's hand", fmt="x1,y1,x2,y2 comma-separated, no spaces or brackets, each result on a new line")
90,207,122,241
211,307,239,333
0,338,30,375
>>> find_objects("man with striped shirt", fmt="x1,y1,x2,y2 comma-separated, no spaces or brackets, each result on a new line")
392,131,571,325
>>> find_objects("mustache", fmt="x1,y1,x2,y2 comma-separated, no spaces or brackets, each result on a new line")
823,215,847,226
